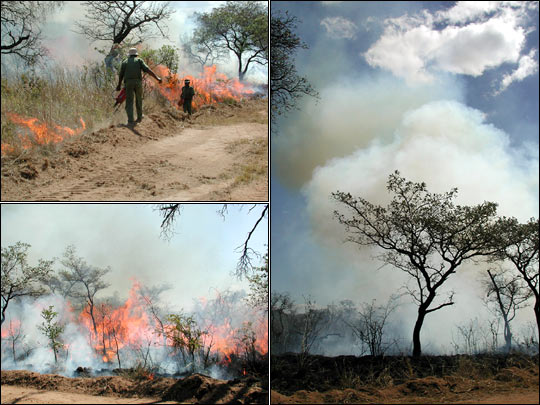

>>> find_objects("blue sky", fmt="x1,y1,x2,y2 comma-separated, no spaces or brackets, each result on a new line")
1,204,268,312
271,1,539,352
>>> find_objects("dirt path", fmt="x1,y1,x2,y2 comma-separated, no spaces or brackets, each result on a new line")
1,385,170,404
1,99,268,201
36,123,266,201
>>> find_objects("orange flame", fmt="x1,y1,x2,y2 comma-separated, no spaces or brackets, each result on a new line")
1,113,85,155
148,65,254,110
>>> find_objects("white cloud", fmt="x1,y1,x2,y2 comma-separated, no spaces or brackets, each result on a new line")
321,16,358,39
497,48,539,94
364,1,536,84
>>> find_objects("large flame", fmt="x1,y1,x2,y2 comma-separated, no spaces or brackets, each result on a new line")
149,65,254,110
1,113,85,155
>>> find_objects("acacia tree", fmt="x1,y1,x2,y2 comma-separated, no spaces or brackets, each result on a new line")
1,1,64,66
270,10,318,123
1,242,53,326
75,1,174,45
484,268,530,352
332,171,507,357
193,1,268,81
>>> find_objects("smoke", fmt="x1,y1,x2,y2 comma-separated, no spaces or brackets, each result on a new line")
272,53,538,355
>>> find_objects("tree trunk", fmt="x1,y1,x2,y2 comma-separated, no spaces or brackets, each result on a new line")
412,307,427,357
535,296,539,339
503,316,512,353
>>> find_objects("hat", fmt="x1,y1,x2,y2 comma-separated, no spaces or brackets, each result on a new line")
128,48,138,56
184,79,191,82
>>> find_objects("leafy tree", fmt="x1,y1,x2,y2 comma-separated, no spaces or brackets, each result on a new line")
270,10,318,123
1,242,54,326
75,1,174,45
1,1,64,66
333,171,507,357
164,312,207,371
140,44,179,73
193,1,268,81
38,305,64,364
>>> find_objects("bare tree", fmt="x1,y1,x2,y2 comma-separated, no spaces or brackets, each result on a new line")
343,296,398,356
3,319,25,363
75,1,174,45
495,218,539,337
484,268,530,352
1,1,64,66
156,204,268,278
1,242,54,326
270,10,318,123
333,171,507,357
57,245,110,350
270,292,295,354
180,33,228,72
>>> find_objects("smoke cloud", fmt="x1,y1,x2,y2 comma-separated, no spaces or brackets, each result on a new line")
272,4,538,352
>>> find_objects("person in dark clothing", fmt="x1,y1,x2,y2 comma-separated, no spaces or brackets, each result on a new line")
116,48,162,125
180,79,195,115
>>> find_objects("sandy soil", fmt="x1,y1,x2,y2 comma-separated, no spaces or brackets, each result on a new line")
1,99,268,201
1,385,167,404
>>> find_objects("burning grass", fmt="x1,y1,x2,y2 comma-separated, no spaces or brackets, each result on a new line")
1,62,266,158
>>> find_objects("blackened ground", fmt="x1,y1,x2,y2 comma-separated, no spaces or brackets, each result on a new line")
270,353,539,404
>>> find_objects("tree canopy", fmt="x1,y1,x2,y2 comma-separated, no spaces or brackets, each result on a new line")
1,242,54,326
333,171,508,356
193,1,268,81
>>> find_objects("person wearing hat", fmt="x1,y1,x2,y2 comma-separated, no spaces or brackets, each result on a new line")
180,79,195,115
116,47,162,125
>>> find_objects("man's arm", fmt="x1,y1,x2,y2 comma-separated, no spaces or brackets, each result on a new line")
140,59,162,84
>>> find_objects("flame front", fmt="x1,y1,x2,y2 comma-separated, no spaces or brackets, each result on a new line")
149,65,254,110
1,113,85,155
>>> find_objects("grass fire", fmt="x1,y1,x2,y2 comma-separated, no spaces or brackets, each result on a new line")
1,204,268,404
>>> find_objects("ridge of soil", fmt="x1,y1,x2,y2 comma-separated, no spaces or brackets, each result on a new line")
1,369,268,404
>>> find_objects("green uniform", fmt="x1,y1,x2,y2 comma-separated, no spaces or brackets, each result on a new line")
119,56,151,122
181,85,195,115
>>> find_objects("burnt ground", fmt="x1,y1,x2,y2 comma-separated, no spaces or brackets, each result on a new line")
1,98,268,201
271,353,539,404
1,369,268,404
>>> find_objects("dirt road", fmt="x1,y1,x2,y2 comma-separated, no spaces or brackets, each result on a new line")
1,99,268,201
1,385,167,404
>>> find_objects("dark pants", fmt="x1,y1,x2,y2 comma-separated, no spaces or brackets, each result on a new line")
183,99,192,115
125,79,143,122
